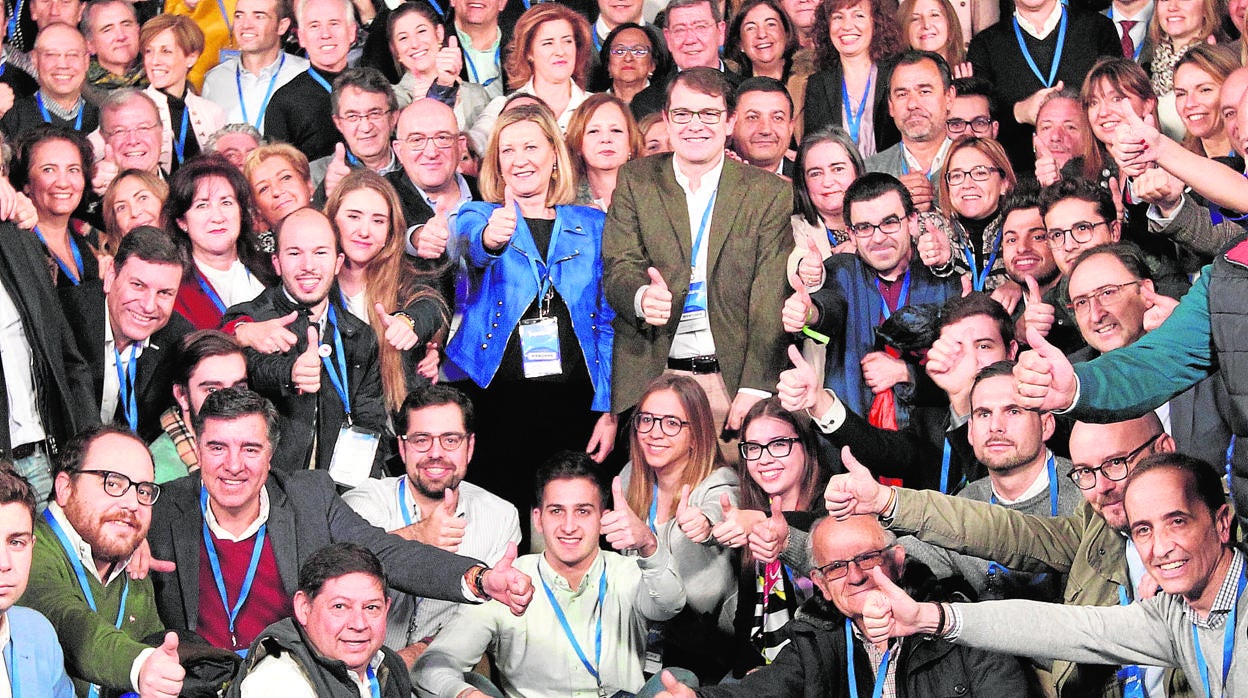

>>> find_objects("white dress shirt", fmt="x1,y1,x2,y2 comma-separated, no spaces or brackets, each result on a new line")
202,51,310,133
0,277,44,448
100,312,147,425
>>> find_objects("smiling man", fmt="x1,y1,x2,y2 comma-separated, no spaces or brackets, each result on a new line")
91,88,164,194
232,543,411,697
309,67,400,201
1,22,99,139
81,0,144,91
628,0,741,119
23,425,185,697
731,77,794,177
222,207,388,475
202,0,308,134
343,385,520,665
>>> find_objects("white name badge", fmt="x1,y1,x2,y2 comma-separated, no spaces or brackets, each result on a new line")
327,424,380,487
677,279,710,333
518,316,563,378
219,48,241,64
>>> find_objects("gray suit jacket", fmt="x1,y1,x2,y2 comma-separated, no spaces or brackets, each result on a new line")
148,469,480,632
602,154,793,412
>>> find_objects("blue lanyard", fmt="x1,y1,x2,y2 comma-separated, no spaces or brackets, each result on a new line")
199,487,267,652
36,92,82,130
463,44,500,87
845,618,892,698
939,438,952,494
990,453,1059,516
964,228,1002,292
6,0,20,43
841,74,872,145
32,226,83,285
366,667,382,698
398,478,415,526
320,305,352,417
214,0,233,35
172,105,190,165
346,150,361,167
876,269,911,321
307,68,333,93
521,209,563,302
690,189,718,271
196,270,226,314
237,53,285,130
1115,586,1147,698
1012,7,1068,88
1192,565,1247,698
539,563,608,689
43,509,129,698
113,344,138,431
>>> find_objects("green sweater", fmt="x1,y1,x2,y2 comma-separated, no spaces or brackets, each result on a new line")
21,517,164,696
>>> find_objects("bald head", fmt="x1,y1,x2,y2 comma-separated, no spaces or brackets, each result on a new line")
1224,68,1248,157
272,207,343,307
393,98,463,193
1069,415,1173,531
33,23,90,100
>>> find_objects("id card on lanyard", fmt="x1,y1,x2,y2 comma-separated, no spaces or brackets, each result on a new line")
1192,565,1247,698
320,306,381,487
680,190,717,334
1116,585,1148,698
519,210,565,378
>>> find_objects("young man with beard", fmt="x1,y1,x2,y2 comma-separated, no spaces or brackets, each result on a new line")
21,425,185,697
995,186,1063,342
342,385,520,666
224,207,388,477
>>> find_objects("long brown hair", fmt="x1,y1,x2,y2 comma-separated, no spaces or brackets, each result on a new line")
813,0,904,69
324,170,449,411
1174,43,1240,156
625,374,726,521
503,2,594,90
896,0,965,66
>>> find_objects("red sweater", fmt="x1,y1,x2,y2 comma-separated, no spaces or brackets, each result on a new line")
195,528,291,652
175,274,227,330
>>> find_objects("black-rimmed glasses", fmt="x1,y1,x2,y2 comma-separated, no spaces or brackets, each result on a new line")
74,470,161,506
1066,432,1164,490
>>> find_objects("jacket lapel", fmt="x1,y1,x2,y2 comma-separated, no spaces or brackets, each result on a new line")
173,482,203,628
656,157,693,266
705,160,739,278
264,480,301,595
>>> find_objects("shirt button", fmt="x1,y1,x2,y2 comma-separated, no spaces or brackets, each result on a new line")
480,343,487,349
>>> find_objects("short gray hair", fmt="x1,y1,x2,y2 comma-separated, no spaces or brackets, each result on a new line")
98,88,159,130
294,0,356,30
206,122,264,151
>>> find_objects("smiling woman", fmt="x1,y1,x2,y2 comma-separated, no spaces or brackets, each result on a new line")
139,15,227,175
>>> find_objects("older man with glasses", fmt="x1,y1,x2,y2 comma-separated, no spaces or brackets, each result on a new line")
21,425,187,698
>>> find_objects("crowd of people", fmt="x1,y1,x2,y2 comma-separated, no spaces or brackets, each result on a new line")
0,0,1244,692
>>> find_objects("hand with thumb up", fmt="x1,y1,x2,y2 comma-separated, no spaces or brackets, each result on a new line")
139,631,186,698
860,567,939,643
710,492,763,548
823,446,892,520
323,142,353,199
484,186,518,251
419,487,466,552
777,344,832,414
376,302,420,351
436,35,463,85
93,143,121,195
782,273,816,333
674,484,712,543
655,669,698,698
795,234,825,289
747,496,789,563
601,476,658,556
292,326,322,394
640,266,673,326
1013,326,1077,412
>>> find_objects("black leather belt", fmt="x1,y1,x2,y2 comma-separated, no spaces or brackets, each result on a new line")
667,355,721,374
11,440,44,460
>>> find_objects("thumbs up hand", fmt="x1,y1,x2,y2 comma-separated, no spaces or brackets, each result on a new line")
601,476,659,556
640,266,673,326
416,487,467,552
1034,134,1060,187
655,669,698,698
292,326,322,394
413,214,451,259
915,217,952,268
675,484,712,543
436,35,464,85
92,143,121,195
824,447,892,519
138,631,186,698
1021,274,1056,339
1140,284,1177,331
748,496,789,563
796,234,825,289
481,542,534,616
782,272,816,333
777,344,832,414
711,492,763,548
484,186,518,251
861,567,938,643
1014,327,1078,412
376,302,420,351
324,142,353,198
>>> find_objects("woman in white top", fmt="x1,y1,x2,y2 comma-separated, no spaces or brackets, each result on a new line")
139,15,226,175
468,3,594,154
162,154,275,329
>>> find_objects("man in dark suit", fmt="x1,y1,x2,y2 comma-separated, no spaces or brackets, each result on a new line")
0,216,96,504
147,387,534,655
629,0,742,119
59,226,191,444
604,67,791,444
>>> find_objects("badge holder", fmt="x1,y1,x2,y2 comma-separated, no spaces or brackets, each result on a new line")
328,421,380,488
518,286,563,378
677,275,710,334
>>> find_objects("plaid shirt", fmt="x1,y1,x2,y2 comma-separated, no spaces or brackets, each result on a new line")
855,623,903,698
1185,548,1245,630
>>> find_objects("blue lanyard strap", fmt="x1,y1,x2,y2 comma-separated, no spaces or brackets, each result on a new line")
939,438,952,494
32,226,83,285
36,92,83,130
521,209,563,302
6,0,20,43
199,487,267,648
113,344,139,431
989,454,1059,516
845,618,892,698
462,44,500,86
237,53,285,130
646,483,658,534
366,666,382,698
320,305,352,417
398,478,414,526
1192,564,1247,698
539,563,608,688
172,105,190,165
307,68,333,93
840,75,872,145
196,270,226,314
963,228,1002,292
690,190,718,269
42,509,129,698
876,269,911,322
1012,8,1068,88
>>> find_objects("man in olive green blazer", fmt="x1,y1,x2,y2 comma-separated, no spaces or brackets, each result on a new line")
603,67,793,434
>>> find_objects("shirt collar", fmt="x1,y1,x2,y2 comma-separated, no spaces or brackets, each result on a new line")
1111,0,1154,22
901,138,953,177
203,487,271,542
672,153,726,196
413,173,473,212
1015,1,1063,39
1184,547,1245,629
103,311,150,360
990,451,1053,505
538,548,605,595
46,502,133,584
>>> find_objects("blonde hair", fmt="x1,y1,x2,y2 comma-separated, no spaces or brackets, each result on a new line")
324,170,449,411
101,169,169,255
1147,0,1220,48
503,3,593,90
478,102,576,206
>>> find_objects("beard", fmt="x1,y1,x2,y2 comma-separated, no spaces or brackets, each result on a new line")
61,498,146,564
410,457,465,499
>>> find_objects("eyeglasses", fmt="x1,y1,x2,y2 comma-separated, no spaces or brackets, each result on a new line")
633,412,690,436
36,50,86,63
945,117,994,135
396,133,457,151
1066,432,1163,490
811,545,895,581
610,45,651,57
667,108,726,124
336,109,393,125
739,436,800,461
945,165,1001,186
1046,220,1109,248
848,215,904,238
1066,281,1141,316
74,469,161,506
104,123,161,141
398,432,468,452
666,21,716,38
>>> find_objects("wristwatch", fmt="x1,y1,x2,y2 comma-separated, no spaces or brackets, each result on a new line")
464,564,490,600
